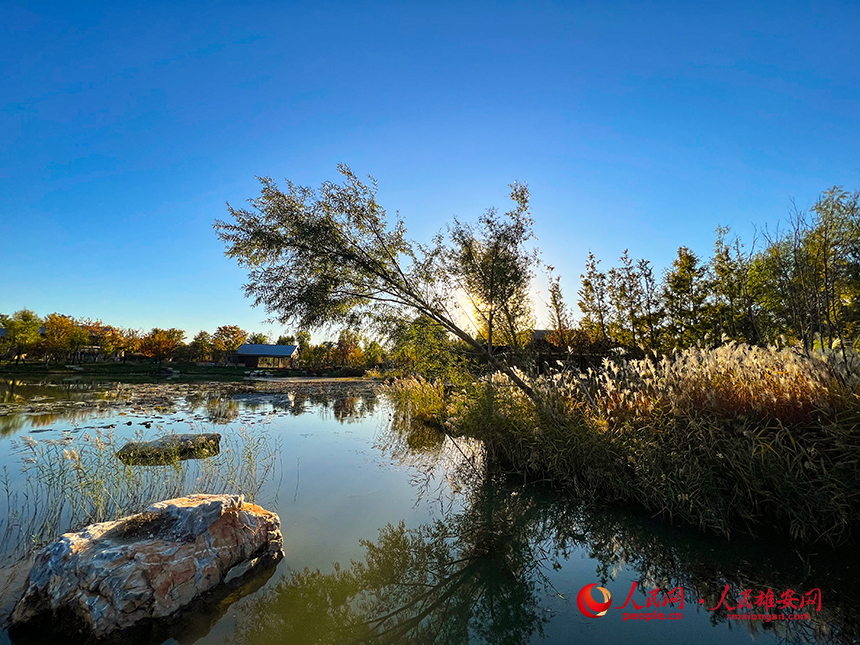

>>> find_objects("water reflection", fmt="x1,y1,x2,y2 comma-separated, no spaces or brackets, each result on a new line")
0,378,116,403
0,379,125,437
228,474,551,645
0,380,379,435
228,420,860,645
187,392,241,424
0,415,25,437
269,389,378,421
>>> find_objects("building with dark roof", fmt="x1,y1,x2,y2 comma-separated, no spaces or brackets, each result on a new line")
235,343,299,369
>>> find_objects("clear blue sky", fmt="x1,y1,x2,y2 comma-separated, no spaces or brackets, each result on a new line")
2,1,858,339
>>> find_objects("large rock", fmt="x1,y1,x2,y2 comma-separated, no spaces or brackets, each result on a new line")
116,433,221,465
10,494,283,642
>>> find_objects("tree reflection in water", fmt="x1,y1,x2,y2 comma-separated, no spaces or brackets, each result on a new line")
227,412,860,645
251,385,378,422
229,475,550,645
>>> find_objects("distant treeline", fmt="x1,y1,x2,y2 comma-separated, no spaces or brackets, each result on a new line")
0,314,396,371
3,185,858,371
555,186,860,360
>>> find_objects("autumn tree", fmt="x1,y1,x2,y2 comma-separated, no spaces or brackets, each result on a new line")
305,341,335,370
140,328,185,362
43,314,89,363
77,318,126,361
335,329,361,366
212,325,248,364
100,326,125,359
118,328,142,360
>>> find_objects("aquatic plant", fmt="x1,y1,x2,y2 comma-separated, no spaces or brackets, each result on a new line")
0,423,280,564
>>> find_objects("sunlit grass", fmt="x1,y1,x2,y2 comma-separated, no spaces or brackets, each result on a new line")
388,343,860,544
0,423,280,563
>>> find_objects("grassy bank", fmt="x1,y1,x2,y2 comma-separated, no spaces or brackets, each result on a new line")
0,361,247,381
0,361,367,382
384,343,860,545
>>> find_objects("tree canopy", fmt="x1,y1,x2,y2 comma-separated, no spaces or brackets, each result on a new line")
215,165,537,395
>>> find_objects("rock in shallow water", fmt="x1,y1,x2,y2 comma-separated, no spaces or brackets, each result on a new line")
10,494,283,642
116,433,221,465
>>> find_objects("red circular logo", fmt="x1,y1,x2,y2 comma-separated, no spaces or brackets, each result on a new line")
577,583,612,617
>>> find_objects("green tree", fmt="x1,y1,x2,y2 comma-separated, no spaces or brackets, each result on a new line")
188,331,213,362
215,165,536,397
362,339,385,367
661,247,710,348
2,309,43,364
636,258,662,352
276,334,296,346
751,188,860,352
248,332,270,345
389,315,467,382
578,252,610,346
708,226,762,345
607,250,646,353
295,330,311,355
807,187,859,353
448,183,537,354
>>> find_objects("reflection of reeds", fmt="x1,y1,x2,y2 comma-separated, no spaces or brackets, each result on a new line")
382,377,447,427
389,343,860,545
375,405,483,505
525,484,860,645
0,425,280,565
226,463,859,645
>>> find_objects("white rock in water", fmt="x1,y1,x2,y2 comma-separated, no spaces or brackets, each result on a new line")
11,494,283,640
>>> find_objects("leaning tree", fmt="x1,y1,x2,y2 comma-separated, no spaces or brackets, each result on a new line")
214,165,538,397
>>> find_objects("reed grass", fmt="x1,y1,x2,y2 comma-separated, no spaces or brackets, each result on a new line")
386,343,860,544
0,423,280,563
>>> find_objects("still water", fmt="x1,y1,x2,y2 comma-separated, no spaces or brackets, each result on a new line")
0,378,856,644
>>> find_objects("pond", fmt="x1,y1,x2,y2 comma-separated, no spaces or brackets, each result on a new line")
0,378,857,644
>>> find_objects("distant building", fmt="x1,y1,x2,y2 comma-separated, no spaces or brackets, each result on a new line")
235,343,299,369
0,326,46,338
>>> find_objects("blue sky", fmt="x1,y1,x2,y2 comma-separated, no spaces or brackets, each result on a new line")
2,1,858,340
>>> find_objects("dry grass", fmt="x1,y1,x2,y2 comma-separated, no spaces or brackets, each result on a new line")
387,343,860,544
381,377,448,428
0,423,279,563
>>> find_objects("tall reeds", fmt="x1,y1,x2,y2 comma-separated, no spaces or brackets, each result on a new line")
0,424,279,563
387,343,860,544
